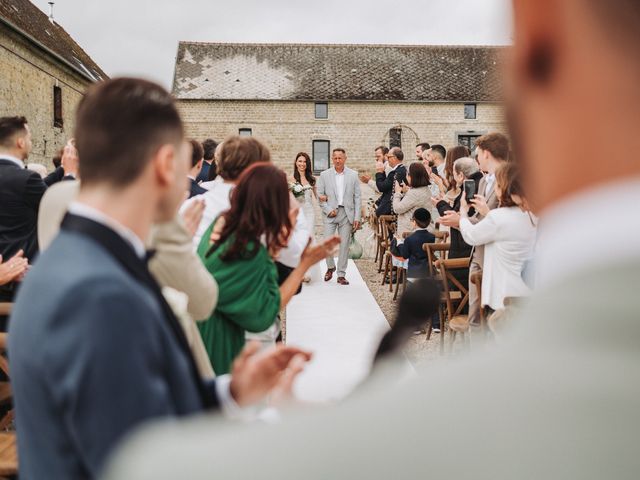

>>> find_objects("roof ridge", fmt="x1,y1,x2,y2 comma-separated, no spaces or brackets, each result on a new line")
177,41,509,49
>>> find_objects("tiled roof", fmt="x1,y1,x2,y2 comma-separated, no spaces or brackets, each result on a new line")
0,0,107,82
172,42,506,102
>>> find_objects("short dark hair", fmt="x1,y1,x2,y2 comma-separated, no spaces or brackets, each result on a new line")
75,78,183,188
375,146,389,155
0,116,28,148
412,208,431,228
217,136,271,181
202,138,217,161
389,147,404,161
189,139,204,168
431,144,446,160
475,133,510,161
416,143,431,152
332,148,346,155
407,162,430,188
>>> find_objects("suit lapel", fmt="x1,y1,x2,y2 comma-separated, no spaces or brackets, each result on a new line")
60,214,214,408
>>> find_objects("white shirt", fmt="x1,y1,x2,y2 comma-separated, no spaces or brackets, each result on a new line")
335,169,345,206
181,177,234,249
181,176,310,267
68,202,147,259
0,154,24,168
484,173,496,196
460,206,537,309
67,201,242,416
535,177,640,289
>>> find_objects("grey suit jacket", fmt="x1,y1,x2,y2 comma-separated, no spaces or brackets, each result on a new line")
103,262,640,480
469,174,499,266
8,228,214,479
317,167,361,224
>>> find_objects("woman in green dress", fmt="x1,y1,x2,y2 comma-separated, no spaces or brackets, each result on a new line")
197,163,339,375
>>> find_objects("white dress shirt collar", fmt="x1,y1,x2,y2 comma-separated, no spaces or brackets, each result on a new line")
67,202,147,259
0,154,24,168
535,177,640,289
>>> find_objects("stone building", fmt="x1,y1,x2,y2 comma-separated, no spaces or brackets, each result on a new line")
172,42,507,173
0,0,106,165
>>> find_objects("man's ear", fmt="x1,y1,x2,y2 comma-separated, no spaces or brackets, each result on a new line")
153,144,176,188
512,0,562,87
15,135,26,151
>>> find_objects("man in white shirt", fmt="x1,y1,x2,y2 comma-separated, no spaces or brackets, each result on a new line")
103,1,640,478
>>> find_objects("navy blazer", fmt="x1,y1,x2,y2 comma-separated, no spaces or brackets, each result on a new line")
391,229,435,278
375,164,407,216
189,178,207,198
8,215,218,479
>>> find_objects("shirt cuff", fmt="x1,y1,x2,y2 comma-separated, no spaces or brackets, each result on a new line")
214,374,247,420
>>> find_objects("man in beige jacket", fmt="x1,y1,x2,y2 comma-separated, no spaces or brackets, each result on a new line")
103,0,640,478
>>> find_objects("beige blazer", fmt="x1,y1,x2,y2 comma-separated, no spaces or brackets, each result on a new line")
392,186,432,239
36,182,217,378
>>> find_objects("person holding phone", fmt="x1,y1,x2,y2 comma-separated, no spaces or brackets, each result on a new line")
392,162,433,240
433,157,483,260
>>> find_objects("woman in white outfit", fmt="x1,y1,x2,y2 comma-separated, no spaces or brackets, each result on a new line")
290,152,320,282
459,162,537,312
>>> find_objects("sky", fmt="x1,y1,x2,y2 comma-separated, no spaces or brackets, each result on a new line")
36,0,512,89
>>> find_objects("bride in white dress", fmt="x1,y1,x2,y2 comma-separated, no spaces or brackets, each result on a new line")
290,152,322,283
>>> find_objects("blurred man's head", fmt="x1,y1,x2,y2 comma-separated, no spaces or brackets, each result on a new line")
75,78,188,222
216,136,270,182
416,143,430,161
375,146,389,163
0,116,32,161
509,0,640,213
430,145,446,166
202,138,217,163
475,133,509,173
332,148,347,172
388,147,404,167
188,139,204,177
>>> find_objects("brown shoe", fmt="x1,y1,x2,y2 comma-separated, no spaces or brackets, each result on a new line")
324,268,336,282
337,277,350,285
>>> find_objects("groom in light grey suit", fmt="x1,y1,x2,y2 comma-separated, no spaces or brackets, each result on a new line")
317,148,361,285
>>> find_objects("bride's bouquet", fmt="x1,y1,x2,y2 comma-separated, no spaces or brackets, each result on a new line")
288,182,312,199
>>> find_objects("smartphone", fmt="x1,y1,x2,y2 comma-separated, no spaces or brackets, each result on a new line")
464,180,476,202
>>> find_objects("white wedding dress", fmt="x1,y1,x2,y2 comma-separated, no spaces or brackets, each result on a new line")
298,188,323,283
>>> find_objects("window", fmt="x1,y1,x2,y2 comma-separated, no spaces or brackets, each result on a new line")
312,140,330,172
315,102,328,119
389,127,402,148
53,86,63,128
457,133,482,152
464,103,477,120
239,128,252,137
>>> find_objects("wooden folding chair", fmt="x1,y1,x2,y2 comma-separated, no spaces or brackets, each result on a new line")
436,257,472,353
377,215,395,274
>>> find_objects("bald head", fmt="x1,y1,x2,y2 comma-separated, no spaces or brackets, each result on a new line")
509,0,640,213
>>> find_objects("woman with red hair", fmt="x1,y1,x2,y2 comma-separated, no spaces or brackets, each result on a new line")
197,163,337,374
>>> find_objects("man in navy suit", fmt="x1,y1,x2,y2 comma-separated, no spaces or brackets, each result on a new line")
8,78,311,479
187,139,207,198
375,147,407,217
195,138,218,183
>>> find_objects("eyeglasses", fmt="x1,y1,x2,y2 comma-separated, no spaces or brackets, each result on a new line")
387,154,396,159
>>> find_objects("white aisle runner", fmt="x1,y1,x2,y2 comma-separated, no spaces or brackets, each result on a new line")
286,259,390,403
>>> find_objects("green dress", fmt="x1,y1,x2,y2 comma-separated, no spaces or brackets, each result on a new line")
197,222,281,375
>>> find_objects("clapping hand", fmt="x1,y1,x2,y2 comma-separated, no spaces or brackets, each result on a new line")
470,194,490,217
360,174,371,184
181,198,205,238
431,193,444,204
375,161,385,173
0,250,29,286
318,195,328,203
61,139,79,177
229,341,313,407
439,210,461,229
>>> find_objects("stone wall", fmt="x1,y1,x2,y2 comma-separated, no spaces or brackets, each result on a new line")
0,23,91,166
177,99,507,175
